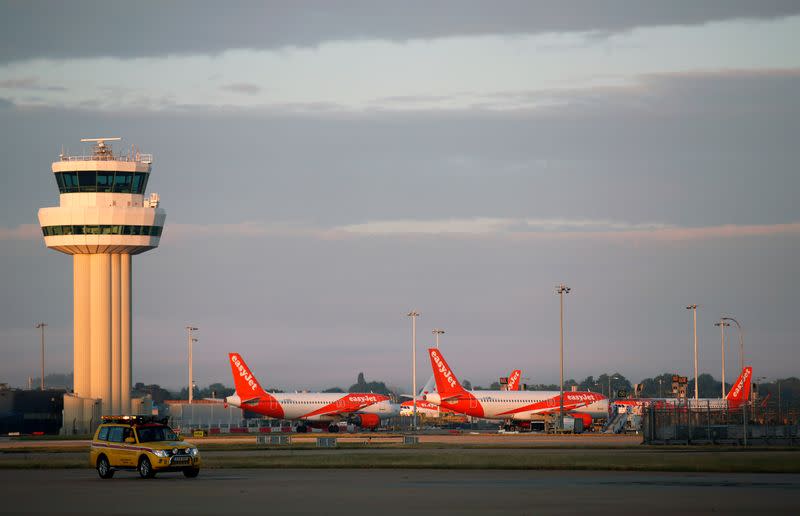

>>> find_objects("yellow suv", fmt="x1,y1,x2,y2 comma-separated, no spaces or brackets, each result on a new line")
90,416,201,479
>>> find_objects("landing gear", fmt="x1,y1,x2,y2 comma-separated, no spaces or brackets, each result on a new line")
501,421,536,433
327,424,340,433
296,424,309,433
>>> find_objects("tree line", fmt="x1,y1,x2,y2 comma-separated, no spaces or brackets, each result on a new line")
26,371,800,415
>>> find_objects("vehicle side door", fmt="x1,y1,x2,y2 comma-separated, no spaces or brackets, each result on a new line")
106,426,136,466
91,425,110,465
121,427,137,466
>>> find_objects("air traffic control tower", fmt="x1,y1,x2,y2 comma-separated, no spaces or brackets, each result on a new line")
38,138,165,431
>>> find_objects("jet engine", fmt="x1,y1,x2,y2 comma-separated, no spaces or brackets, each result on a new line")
352,413,381,429
569,412,593,429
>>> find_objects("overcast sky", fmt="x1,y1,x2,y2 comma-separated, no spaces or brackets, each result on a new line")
1,2,798,392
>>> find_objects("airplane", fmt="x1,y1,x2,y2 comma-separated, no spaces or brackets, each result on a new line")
613,366,753,411
505,369,522,391
399,399,451,417
224,353,400,432
400,368,522,417
400,375,449,417
423,348,609,430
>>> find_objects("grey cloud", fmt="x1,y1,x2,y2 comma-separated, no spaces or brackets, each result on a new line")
372,95,457,105
220,83,262,95
0,76,66,92
2,68,798,230
164,100,348,114
2,1,799,63
2,68,800,388
0,77,38,89
0,97,13,109
482,68,800,116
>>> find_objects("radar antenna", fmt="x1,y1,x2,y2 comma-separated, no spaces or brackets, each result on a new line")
80,137,122,159
80,137,122,143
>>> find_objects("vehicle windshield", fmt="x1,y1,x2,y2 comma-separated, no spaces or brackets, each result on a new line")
136,425,179,442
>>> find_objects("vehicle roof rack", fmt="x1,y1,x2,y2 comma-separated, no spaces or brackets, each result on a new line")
101,415,169,425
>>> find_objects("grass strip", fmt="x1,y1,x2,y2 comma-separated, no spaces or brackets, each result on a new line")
1,449,798,473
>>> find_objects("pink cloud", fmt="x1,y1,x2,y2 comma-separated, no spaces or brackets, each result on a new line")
7,220,798,244
0,224,41,240
160,220,800,243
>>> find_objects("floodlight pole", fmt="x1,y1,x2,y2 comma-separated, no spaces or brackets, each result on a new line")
407,311,419,432
721,317,744,373
555,284,570,431
432,328,445,348
607,375,620,399
35,323,47,391
715,319,730,398
186,326,198,403
686,305,698,401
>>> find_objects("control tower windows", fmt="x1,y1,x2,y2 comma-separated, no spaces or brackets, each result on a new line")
77,171,97,192
96,172,114,192
58,172,80,193
54,171,150,194
113,172,133,193
138,172,149,193
131,172,149,195
42,225,163,237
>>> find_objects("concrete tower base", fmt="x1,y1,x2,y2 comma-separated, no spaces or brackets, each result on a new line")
61,394,153,435
73,253,132,415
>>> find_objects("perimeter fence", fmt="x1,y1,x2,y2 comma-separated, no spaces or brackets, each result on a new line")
642,401,799,445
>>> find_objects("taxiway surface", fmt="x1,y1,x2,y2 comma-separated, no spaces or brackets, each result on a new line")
2,469,798,515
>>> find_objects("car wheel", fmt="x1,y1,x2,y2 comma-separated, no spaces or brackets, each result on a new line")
183,467,200,478
138,456,156,479
96,456,114,479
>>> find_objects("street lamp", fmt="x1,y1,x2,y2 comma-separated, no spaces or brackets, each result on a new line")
608,374,620,399
432,328,445,348
714,319,731,398
407,310,420,432
35,323,47,391
555,284,571,431
186,326,198,403
686,304,699,401
721,317,744,372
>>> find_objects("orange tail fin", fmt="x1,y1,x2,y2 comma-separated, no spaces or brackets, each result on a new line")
428,348,467,399
228,353,267,400
725,366,752,402
507,370,522,391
